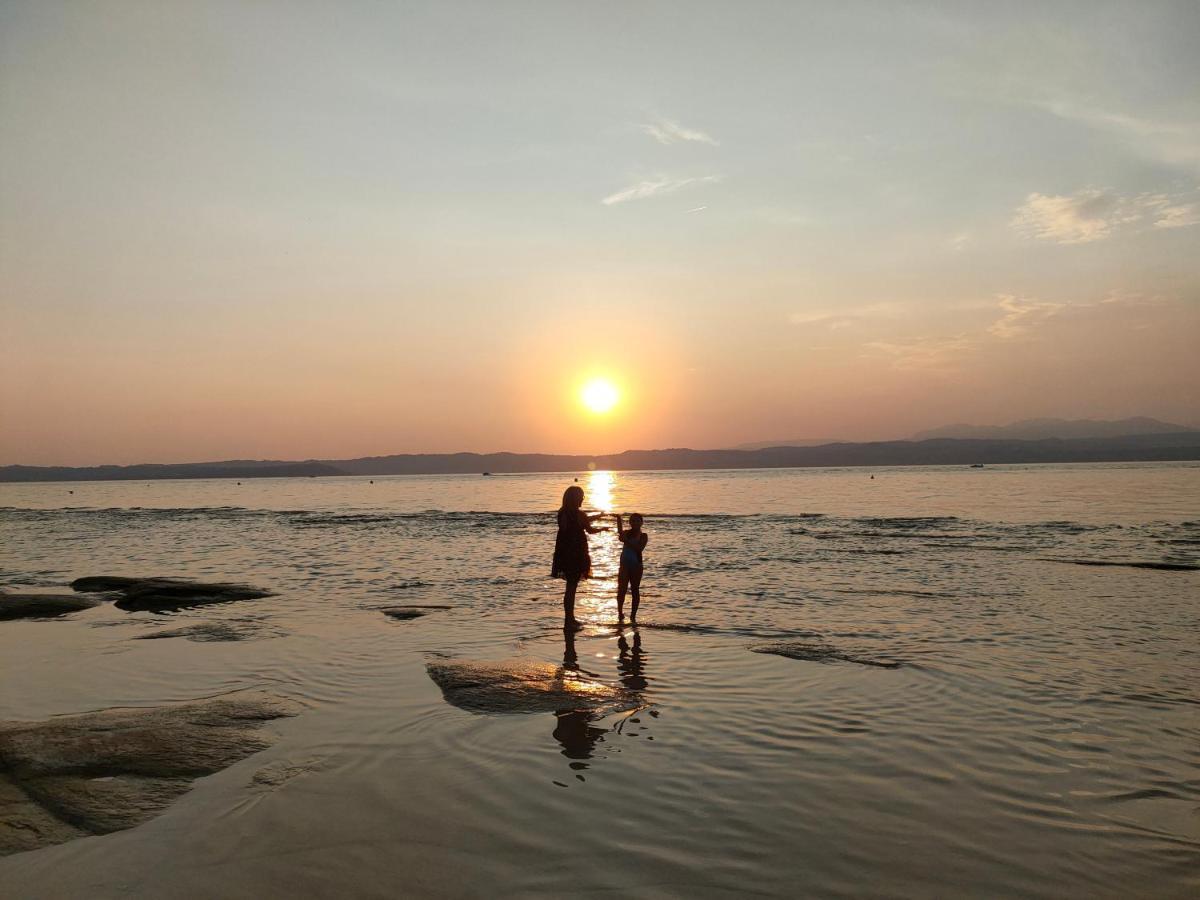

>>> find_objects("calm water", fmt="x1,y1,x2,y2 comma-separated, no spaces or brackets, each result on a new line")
1,463,1198,898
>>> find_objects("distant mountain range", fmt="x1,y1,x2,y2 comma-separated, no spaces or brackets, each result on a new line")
2,431,1198,482
731,438,844,450
910,417,1192,442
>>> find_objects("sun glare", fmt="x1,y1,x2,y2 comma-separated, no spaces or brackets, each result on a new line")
581,378,619,414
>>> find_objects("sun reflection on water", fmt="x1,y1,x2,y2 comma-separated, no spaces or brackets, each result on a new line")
580,469,619,625
587,469,614,512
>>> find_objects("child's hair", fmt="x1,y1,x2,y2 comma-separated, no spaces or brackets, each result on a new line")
629,513,644,529
561,485,584,510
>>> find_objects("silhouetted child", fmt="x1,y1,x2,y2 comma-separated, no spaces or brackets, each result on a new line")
613,513,648,622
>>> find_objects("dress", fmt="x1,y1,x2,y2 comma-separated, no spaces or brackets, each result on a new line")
551,507,591,581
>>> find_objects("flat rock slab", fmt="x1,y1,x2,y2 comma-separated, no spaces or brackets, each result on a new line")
427,660,639,715
381,605,452,621
0,592,104,620
70,576,272,612
751,641,903,669
0,692,300,856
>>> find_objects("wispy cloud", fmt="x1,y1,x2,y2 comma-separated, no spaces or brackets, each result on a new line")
1012,188,1199,244
858,291,1168,373
988,294,1064,339
1140,194,1200,229
1030,97,1200,171
601,175,720,206
1012,189,1133,244
790,302,903,331
642,119,718,146
862,334,975,373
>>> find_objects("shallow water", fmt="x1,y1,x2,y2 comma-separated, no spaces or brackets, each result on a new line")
1,463,1198,898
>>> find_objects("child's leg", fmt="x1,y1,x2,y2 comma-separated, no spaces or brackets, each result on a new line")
629,567,643,621
616,569,629,620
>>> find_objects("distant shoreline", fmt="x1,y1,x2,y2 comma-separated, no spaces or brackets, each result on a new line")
2,432,1198,483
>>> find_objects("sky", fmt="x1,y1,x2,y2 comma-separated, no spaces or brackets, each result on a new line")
2,1,1198,466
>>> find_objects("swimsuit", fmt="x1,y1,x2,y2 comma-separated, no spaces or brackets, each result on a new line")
620,533,645,569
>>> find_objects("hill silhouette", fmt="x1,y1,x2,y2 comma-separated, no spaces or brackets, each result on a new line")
2,432,1198,482
911,416,1191,442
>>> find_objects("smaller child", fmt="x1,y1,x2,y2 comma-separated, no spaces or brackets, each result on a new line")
613,513,648,622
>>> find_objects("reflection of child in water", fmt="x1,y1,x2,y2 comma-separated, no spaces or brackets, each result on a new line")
613,513,648,622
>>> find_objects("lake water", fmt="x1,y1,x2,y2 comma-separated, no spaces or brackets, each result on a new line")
1,463,1198,897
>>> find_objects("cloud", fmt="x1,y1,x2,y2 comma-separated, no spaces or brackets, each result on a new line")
857,291,1182,374
642,119,718,146
1138,194,1200,229
1030,98,1200,171
601,175,720,206
1011,189,1133,244
861,334,975,373
1012,188,1199,243
988,294,1065,339
790,302,902,331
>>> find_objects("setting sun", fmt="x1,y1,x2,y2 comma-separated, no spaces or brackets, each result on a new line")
580,378,619,414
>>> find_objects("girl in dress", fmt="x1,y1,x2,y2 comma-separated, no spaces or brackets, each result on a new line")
551,485,608,629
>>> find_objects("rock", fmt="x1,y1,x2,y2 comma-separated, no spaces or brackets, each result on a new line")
0,692,300,856
427,660,639,715
750,641,903,669
133,621,268,642
380,604,452,621
250,757,328,792
0,592,103,620
69,576,148,592
70,576,272,612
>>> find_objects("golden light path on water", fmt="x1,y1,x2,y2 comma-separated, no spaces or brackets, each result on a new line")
587,468,614,512
579,469,619,628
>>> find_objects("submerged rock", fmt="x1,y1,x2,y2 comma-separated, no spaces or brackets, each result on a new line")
133,621,271,642
0,592,103,620
751,641,903,669
250,756,329,792
0,692,300,856
69,576,150,592
381,604,452,621
427,660,639,715
70,576,272,612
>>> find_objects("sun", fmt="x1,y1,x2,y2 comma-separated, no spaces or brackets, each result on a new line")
580,378,619,414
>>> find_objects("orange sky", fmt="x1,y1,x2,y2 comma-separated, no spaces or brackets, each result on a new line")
2,3,1198,466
